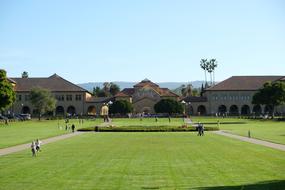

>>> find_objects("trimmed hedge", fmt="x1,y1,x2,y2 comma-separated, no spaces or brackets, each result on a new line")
78,125,219,132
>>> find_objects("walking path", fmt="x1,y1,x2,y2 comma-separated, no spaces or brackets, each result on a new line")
212,130,285,152
0,132,82,157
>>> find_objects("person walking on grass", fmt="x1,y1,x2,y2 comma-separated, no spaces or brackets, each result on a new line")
71,124,75,133
197,122,204,136
201,123,205,136
35,139,42,152
31,141,36,157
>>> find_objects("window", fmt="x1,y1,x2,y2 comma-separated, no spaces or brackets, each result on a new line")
56,95,64,101
18,95,22,101
66,95,72,101
75,94,81,101
25,95,30,101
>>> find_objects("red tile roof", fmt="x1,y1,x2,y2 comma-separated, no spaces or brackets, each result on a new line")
158,88,179,97
115,88,135,97
11,74,88,92
134,79,159,88
207,76,284,91
116,82,179,98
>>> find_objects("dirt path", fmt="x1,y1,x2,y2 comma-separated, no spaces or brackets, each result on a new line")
0,132,82,157
212,130,285,151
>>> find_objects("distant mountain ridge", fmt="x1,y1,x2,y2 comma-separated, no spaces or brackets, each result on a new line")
77,81,205,92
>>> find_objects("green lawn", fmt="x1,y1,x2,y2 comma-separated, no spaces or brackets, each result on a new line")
1,117,284,148
208,119,285,145
1,132,285,190
106,117,285,144
0,119,101,148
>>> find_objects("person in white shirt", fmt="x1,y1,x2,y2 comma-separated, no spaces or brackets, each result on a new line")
35,139,42,152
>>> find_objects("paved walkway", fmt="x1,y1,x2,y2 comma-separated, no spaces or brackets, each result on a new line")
0,132,82,157
212,130,285,152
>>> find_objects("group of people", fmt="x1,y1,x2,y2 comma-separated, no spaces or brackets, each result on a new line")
31,139,42,157
197,122,204,136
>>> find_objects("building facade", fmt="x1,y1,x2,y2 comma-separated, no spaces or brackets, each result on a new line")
10,74,110,116
8,74,285,117
115,79,179,114
182,76,285,116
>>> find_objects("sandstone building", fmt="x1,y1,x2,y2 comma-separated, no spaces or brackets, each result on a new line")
115,79,179,113
10,74,111,116
8,74,285,117
182,76,285,116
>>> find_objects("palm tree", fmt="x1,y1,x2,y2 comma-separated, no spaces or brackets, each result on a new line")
206,61,213,85
200,59,208,86
209,59,218,85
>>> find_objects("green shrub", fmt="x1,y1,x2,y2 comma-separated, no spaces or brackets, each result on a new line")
77,125,219,132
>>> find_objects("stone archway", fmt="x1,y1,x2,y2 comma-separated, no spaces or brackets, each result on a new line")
229,105,239,115
142,107,151,114
218,105,227,114
87,106,97,115
22,106,30,114
56,106,64,116
67,106,76,115
241,105,250,115
197,105,206,115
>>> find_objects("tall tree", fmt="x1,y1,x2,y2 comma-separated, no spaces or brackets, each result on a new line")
30,87,56,120
103,82,111,96
209,59,218,85
0,70,16,112
109,100,133,115
93,86,101,97
181,84,193,97
154,99,183,115
200,59,208,86
252,81,285,117
181,84,186,97
206,61,213,85
21,71,29,78
109,83,120,96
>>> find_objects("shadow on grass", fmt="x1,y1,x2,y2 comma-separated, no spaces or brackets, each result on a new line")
194,180,285,190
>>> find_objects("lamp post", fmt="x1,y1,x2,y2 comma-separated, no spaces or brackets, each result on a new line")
181,100,186,116
107,101,113,121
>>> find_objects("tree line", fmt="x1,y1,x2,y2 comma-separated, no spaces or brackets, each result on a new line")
93,82,120,97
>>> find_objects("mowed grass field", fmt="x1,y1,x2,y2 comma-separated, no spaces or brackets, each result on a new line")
1,117,285,148
1,132,285,190
190,117,285,145
107,117,285,144
0,119,101,148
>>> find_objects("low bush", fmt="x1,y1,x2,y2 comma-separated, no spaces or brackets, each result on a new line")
78,125,219,132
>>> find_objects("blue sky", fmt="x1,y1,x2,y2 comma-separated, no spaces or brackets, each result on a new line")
1,0,285,83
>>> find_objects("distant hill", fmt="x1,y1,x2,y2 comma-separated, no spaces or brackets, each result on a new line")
77,81,205,92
